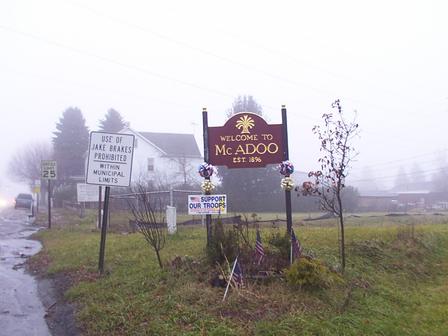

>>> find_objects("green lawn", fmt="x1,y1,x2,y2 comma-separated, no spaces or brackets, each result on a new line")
31,211,448,335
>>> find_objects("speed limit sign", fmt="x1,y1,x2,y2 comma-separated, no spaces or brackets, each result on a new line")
41,160,57,180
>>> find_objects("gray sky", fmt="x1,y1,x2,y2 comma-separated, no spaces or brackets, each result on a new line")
1,0,447,197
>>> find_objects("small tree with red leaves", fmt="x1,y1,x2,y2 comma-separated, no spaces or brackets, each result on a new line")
300,100,359,272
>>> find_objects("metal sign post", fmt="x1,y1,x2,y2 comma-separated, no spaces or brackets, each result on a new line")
98,186,110,273
281,106,292,235
41,160,57,229
47,180,51,229
202,108,212,246
98,186,102,229
86,131,135,274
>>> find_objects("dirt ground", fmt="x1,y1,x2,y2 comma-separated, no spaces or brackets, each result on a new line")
27,241,81,336
37,274,80,336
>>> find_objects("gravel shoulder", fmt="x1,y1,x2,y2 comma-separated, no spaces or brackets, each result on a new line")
26,234,81,336
34,272,80,336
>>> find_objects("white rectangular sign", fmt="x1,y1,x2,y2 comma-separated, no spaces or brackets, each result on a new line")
188,194,227,215
77,183,103,202
86,132,135,187
41,160,57,180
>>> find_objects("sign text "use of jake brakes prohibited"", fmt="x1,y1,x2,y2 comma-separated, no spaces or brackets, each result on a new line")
86,132,135,187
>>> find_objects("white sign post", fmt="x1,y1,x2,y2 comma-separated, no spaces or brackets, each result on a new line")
86,131,135,274
166,206,177,234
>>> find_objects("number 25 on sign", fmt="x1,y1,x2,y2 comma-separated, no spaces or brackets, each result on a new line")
41,160,57,180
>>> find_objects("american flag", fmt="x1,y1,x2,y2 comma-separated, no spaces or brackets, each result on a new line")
291,228,303,263
254,229,265,265
222,256,244,301
190,195,201,202
232,258,243,287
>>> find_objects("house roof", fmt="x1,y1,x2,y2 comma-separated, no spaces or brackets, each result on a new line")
139,132,202,158
396,190,431,195
359,190,398,198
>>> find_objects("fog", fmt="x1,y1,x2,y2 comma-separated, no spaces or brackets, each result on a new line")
1,0,447,198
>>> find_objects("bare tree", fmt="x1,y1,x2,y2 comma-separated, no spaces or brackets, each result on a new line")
8,141,52,187
127,184,166,269
301,100,359,272
170,155,197,186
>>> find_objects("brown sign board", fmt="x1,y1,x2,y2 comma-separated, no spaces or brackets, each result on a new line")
208,112,284,168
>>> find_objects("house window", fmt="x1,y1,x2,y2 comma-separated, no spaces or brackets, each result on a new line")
147,158,154,172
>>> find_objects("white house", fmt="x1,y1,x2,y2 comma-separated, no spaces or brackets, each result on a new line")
119,127,203,187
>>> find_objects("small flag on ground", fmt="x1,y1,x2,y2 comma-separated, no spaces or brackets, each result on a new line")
232,258,243,287
223,256,244,301
254,229,265,264
291,228,303,263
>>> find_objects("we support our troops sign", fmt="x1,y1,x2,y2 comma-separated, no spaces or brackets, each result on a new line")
86,132,135,187
207,112,284,168
188,194,227,215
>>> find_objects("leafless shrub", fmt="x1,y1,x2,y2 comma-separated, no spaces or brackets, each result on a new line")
127,184,166,269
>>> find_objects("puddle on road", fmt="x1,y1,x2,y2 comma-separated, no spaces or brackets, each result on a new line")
0,209,51,336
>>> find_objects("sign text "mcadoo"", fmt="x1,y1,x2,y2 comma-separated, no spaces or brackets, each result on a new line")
208,112,284,168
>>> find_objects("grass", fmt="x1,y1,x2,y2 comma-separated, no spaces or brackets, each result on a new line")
30,210,448,335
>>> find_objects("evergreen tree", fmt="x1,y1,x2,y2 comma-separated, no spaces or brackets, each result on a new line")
53,107,89,181
99,108,127,132
407,162,430,190
431,153,448,192
393,166,410,191
218,95,281,211
226,95,263,118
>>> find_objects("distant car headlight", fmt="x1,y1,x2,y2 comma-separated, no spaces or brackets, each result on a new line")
0,198,10,207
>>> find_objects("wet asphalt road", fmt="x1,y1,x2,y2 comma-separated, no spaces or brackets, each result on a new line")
0,207,51,336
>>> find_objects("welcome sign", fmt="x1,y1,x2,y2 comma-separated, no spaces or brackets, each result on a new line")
208,112,284,168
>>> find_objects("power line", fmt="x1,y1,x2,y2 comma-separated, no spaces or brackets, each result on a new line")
46,0,349,121
0,23,308,121
0,24,236,100
63,0,420,120
1,66,199,113
64,1,329,93
0,26,320,125
357,149,448,170
350,165,448,183
1,7,440,163
1,1,411,125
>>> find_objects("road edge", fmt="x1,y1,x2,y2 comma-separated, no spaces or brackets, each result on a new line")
26,235,81,336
